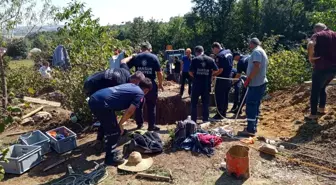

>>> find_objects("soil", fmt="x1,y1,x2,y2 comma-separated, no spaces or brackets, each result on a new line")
1,83,336,185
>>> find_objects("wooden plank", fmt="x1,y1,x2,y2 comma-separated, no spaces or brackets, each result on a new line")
23,97,61,107
6,131,31,137
21,106,44,119
136,173,171,182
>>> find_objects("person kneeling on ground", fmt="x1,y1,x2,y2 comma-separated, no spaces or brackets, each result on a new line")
88,78,152,166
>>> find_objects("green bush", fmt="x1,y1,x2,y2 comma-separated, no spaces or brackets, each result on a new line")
267,47,312,92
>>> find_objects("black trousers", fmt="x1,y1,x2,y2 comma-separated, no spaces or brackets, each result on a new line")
180,72,192,96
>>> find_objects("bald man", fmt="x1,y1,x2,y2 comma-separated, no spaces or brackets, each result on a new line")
180,48,194,97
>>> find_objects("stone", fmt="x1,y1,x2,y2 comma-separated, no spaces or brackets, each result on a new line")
21,117,34,125
13,116,21,123
259,144,278,155
32,111,52,122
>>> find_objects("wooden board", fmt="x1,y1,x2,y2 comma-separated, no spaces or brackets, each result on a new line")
23,96,61,107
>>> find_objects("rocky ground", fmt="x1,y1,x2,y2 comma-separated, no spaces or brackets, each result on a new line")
0,82,336,185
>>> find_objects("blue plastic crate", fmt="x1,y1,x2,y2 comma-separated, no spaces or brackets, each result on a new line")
19,130,51,155
0,145,42,174
46,126,77,153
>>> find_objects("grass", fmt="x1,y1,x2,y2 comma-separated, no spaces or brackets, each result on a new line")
9,59,34,69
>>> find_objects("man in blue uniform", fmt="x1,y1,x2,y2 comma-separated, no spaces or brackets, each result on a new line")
180,48,193,96
230,53,250,114
123,41,164,131
83,63,145,97
89,79,152,165
189,46,219,123
211,42,233,121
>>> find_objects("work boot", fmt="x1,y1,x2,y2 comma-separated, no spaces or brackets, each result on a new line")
148,125,160,131
105,150,125,166
230,105,238,113
92,140,104,155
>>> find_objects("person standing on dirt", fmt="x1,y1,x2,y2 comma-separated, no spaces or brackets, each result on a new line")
122,41,164,131
305,23,336,121
210,42,233,121
242,38,268,136
230,52,250,115
189,46,219,123
173,56,182,83
180,48,193,97
88,79,152,165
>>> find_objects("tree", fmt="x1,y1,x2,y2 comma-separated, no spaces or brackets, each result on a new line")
310,0,336,30
6,39,29,59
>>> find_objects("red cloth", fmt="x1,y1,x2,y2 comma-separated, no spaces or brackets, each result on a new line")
197,134,222,147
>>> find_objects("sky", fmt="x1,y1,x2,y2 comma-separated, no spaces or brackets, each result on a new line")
51,0,194,25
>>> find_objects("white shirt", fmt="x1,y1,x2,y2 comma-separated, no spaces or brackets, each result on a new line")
39,66,52,79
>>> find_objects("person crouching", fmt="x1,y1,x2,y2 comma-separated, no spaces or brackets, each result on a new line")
88,78,152,166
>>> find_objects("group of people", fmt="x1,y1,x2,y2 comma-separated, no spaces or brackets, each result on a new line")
83,38,269,166
84,42,163,165
186,39,268,137
82,22,335,167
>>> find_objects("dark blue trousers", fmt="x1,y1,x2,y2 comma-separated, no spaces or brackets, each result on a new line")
215,79,231,116
191,84,210,122
246,83,266,133
89,98,121,158
233,76,247,109
310,69,336,115
136,81,158,129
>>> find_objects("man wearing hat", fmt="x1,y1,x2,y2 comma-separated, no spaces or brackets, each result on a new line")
230,52,250,114
88,79,153,165
306,23,336,120
189,46,219,123
242,38,268,135
122,41,164,131
210,42,233,121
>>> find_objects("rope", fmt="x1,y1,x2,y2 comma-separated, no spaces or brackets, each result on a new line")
50,163,108,185
213,76,248,125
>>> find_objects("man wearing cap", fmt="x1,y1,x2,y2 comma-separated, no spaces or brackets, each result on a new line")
122,41,164,131
88,79,152,165
306,23,336,120
242,38,268,135
189,46,219,123
180,48,193,97
210,42,233,121
230,52,250,114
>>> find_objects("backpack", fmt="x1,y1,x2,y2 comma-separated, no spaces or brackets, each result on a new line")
123,131,163,158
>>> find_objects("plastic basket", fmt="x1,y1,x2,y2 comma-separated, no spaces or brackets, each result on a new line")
19,130,51,155
45,126,77,153
0,145,42,174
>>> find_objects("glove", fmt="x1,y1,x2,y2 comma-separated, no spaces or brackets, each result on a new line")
244,77,251,88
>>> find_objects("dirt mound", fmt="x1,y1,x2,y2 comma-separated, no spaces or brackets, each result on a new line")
259,84,336,139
